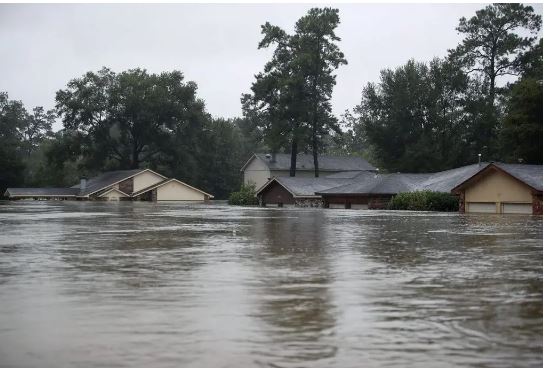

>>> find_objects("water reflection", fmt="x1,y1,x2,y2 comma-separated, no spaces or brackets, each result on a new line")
0,202,541,368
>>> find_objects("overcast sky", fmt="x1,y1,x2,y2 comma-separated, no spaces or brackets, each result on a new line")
0,3,542,130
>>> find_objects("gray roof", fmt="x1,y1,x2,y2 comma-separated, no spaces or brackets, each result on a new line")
262,176,359,197
249,153,377,172
5,187,80,197
494,163,542,191
319,162,543,195
71,169,145,196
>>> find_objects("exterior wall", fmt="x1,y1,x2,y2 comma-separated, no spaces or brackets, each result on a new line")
464,170,534,213
323,194,392,210
156,181,207,201
259,181,295,206
99,190,128,201
133,171,165,193
532,194,543,215
243,158,271,189
118,178,134,194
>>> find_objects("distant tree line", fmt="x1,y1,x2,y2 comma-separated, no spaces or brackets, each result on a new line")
0,4,542,198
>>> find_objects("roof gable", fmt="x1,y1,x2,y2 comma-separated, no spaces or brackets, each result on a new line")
131,178,214,198
451,163,543,193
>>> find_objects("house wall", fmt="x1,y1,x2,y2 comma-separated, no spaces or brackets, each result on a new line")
99,190,128,201
133,171,164,193
243,158,271,189
156,181,207,201
259,181,295,206
463,169,534,213
323,194,392,209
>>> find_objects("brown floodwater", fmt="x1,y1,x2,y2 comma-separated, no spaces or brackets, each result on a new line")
0,201,542,367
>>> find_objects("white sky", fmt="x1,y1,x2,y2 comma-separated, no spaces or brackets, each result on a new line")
0,3,542,130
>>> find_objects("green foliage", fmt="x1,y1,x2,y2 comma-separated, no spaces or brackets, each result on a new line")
354,58,476,172
388,191,459,212
228,184,259,206
243,7,346,177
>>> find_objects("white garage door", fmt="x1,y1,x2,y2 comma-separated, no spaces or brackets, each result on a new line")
351,204,369,210
467,202,496,213
502,203,532,214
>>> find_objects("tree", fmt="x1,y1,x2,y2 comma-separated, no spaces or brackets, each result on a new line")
500,39,543,164
449,4,541,107
243,7,346,177
292,8,347,176
20,106,55,157
56,68,209,171
353,59,472,172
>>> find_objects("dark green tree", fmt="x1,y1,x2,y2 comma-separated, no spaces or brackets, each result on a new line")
243,7,346,177
500,39,543,164
354,59,472,172
56,67,208,170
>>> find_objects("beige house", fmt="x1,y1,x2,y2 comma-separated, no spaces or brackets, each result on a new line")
452,163,542,215
241,153,377,190
5,169,213,202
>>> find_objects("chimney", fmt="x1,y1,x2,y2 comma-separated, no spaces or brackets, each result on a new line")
80,176,87,191
271,152,276,163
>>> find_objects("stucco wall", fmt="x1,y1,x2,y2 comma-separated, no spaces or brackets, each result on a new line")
156,181,206,201
133,171,165,193
464,170,533,205
243,158,271,189
100,189,127,200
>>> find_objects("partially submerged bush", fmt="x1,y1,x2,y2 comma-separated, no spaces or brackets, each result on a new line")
228,184,259,206
388,191,458,212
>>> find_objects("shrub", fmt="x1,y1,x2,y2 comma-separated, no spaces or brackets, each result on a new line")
388,191,458,212
228,184,259,206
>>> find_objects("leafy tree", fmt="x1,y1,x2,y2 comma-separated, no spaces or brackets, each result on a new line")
243,7,346,177
354,59,472,172
291,8,347,176
449,4,541,105
500,39,543,164
56,68,208,170
20,107,55,157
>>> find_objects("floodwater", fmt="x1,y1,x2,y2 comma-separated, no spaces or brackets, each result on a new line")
0,201,542,368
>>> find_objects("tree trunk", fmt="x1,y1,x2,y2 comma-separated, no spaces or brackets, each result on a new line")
290,139,298,177
312,122,319,177
131,139,139,169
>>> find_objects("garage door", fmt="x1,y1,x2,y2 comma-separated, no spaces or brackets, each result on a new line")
502,203,532,214
467,202,496,213
351,204,369,210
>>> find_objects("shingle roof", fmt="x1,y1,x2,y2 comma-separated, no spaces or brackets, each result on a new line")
260,176,359,197
245,153,376,172
70,169,145,196
494,163,542,191
5,187,80,197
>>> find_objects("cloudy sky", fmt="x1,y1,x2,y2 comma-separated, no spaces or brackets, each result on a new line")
0,3,542,130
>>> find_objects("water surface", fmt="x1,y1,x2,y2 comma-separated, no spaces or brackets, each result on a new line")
0,201,542,367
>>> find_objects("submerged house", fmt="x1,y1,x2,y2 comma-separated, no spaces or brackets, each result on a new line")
256,162,543,215
4,169,213,202
241,153,377,190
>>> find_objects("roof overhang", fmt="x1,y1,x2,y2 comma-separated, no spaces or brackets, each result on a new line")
131,178,214,198
451,163,542,194
84,168,168,197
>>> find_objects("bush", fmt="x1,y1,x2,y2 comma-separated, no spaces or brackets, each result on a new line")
228,184,259,206
387,191,458,212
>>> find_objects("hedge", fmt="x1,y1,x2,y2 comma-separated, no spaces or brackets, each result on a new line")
387,191,459,212
228,184,259,206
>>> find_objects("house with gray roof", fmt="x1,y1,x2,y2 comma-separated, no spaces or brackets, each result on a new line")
256,162,543,214
241,153,377,190
4,169,213,202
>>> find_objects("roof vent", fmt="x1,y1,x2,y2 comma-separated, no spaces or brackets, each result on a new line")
265,153,271,160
